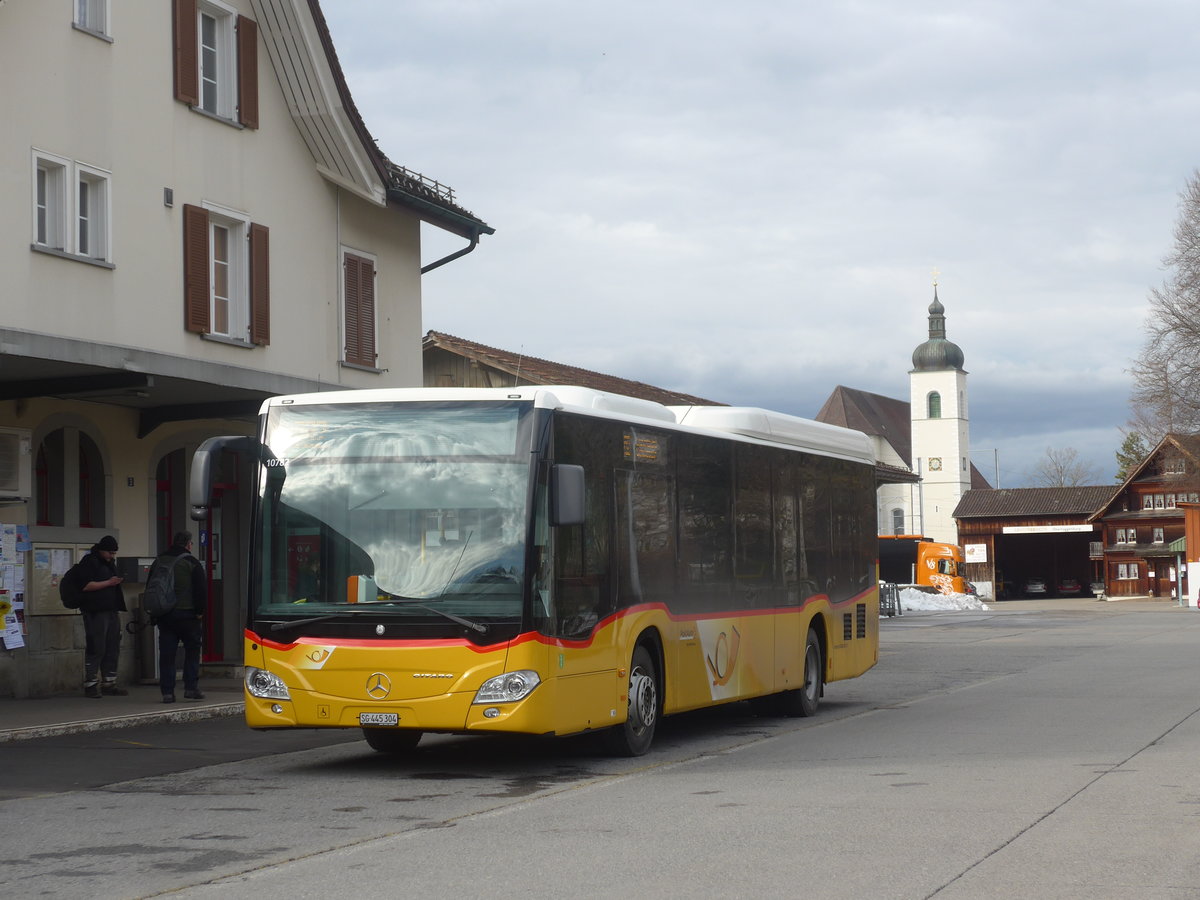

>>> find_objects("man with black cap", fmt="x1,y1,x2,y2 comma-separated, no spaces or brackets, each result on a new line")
78,535,127,698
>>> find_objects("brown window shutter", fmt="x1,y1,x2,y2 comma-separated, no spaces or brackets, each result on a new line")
249,223,270,345
360,258,376,365
236,16,259,129
182,204,210,334
343,253,362,365
344,253,377,367
173,0,199,106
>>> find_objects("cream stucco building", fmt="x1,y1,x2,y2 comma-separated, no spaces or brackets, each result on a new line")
0,0,491,697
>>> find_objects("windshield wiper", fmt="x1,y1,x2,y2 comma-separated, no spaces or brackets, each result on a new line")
269,612,351,632
269,602,488,635
364,599,488,634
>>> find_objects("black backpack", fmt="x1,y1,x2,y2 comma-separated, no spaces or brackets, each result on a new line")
143,553,190,620
59,561,87,610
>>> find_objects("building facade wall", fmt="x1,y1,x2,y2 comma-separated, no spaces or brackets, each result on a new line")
0,1,435,696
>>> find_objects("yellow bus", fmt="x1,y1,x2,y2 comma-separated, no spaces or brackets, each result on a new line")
190,387,879,756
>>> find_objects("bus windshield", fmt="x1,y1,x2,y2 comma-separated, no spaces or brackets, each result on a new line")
253,401,534,625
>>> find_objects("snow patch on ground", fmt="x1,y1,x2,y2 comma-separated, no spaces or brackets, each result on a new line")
898,587,990,612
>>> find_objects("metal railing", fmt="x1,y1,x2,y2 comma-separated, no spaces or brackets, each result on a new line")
880,581,902,617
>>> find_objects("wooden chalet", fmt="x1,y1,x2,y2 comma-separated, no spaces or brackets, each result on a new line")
1087,434,1200,601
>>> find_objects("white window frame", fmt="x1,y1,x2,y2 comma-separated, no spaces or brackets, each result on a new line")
74,0,110,38
203,202,250,342
32,150,112,264
198,0,237,120
1155,494,1165,509
76,163,110,261
33,151,69,251
1153,527,1164,544
1142,494,1153,510
1115,528,1126,544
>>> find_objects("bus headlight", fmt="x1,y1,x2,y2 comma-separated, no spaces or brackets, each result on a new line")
245,666,291,700
473,670,540,704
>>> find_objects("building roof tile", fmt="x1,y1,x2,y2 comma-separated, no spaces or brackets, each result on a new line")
954,486,1117,519
423,331,726,407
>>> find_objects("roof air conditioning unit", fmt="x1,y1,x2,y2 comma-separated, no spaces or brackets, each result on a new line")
0,427,33,500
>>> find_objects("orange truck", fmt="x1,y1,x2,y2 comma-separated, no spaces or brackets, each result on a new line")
878,535,968,595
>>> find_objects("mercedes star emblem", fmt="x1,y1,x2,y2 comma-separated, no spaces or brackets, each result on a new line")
365,672,392,699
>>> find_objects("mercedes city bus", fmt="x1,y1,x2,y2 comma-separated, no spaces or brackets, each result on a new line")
190,386,879,756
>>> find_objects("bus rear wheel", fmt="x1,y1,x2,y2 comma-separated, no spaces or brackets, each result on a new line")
778,628,822,718
604,644,659,757
362,728,423,754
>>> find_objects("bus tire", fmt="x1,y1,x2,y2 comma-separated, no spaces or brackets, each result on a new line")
362,728,423,754
779,628,822,718
604,643,659,757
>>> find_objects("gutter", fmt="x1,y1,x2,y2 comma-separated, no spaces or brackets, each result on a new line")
421,231,480,275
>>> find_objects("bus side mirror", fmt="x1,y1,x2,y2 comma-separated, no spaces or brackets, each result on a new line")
550,464,585,526
190,435,260,520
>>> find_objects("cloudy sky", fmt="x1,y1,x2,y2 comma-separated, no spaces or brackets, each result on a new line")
322,1,1198,488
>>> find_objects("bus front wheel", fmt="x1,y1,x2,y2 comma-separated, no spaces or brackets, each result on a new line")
604,644,659,757
779,628,822,718
362,728,423,754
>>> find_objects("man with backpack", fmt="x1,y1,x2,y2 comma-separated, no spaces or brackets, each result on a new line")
78,535,127,698
151,531,207,703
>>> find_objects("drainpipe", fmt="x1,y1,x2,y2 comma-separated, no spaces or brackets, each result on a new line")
421,232,480,275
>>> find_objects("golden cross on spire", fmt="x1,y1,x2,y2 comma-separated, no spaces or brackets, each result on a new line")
931,267,940,287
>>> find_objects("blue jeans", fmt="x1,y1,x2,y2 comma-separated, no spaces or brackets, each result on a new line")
157,613,203,695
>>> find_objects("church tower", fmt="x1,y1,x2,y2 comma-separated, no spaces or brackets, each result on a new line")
909,284,970,544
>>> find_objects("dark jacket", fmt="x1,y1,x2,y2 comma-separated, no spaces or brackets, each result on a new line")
78,551,127,613
160,545,207,616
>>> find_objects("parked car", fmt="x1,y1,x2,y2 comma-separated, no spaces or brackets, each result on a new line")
1023,576,1048,597
1058,577,1082,596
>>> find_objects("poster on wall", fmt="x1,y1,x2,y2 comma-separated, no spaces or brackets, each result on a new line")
964,543,988,564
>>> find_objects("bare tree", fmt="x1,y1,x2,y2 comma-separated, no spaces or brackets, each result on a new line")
1031,446,1102,487
1131,170,1200,434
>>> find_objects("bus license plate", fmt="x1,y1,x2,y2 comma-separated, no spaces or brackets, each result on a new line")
359,713,399,726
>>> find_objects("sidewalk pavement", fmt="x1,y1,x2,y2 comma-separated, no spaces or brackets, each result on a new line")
0,681,244,743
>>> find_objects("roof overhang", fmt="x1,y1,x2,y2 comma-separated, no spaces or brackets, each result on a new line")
252,1,494,243
252,0,388,206
0,329,328,438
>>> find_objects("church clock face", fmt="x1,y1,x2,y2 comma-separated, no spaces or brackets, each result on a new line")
928,457,943,471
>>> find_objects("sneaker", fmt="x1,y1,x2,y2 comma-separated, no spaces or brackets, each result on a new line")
184,690,206,700
84,683,103,699
162,694,176,703
101,683,129,696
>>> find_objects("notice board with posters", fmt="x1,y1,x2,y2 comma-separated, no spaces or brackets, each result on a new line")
29,542,90,617
0,524,30,648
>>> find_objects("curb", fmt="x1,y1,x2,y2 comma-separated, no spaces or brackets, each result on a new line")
0,701,244,743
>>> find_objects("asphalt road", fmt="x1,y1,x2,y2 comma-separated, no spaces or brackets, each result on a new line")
0,717,362,801
2,601,1197,900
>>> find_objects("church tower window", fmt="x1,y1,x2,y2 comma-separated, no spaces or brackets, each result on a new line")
927,391,941,419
